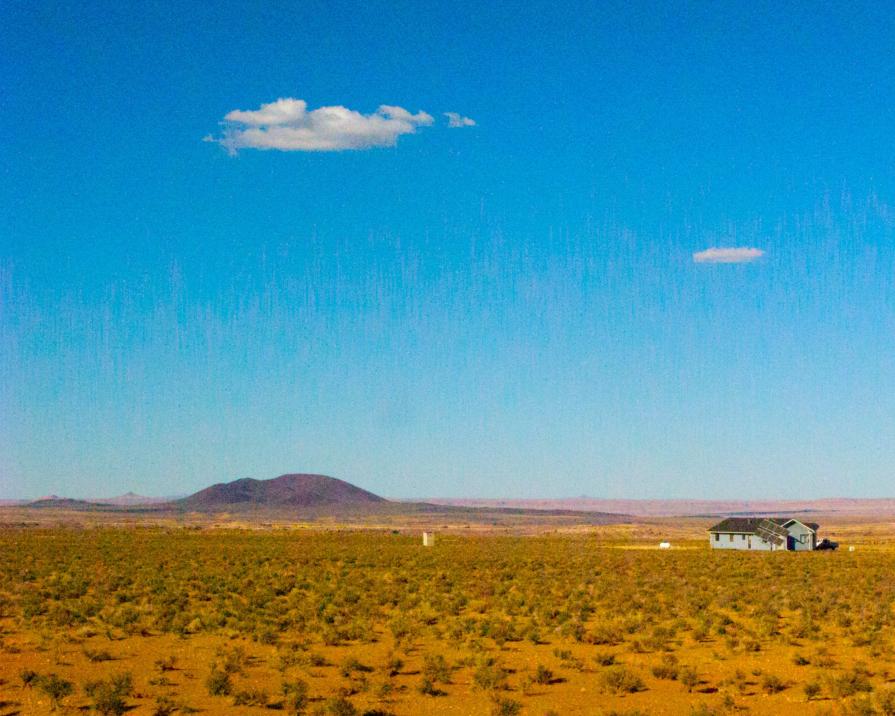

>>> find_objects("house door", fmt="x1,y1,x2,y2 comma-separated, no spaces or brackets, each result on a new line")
787,536,795,550
747,537,752,549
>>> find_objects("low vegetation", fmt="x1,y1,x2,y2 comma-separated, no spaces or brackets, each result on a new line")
0,527,893,714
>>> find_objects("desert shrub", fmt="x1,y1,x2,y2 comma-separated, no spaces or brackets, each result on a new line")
152,696,177,716
341,657,373,678
844,696,879,716
804,681,821,701
283,679,310,714
19,668,38,688
388,614,414,642
341,674,370,696
689,704,724,716
490,696,522,716
423,653,451,684
600,666,645,694
879,687,895,716
205,668,232,696
321,626,342,647
519,673,536,696
628,639,647,654
651,654,678,680
84,672,134,716
535,664,554,684
36,673,74,711
84,647,114,662
216,644,248,674
553,647,585,670
384,654,403,677
149,674,176,687
233,687,269,706
324,695,358,716
418,677,444,696
257,626,278,644
87,687,127,715
829,669,873,698
374,681,394,700
691,623,709,642
473,659,509,691
21,592,46,618
526,624,542,644
594,650,617,666
679,665,699,693
590,622,623,645
155,655,177,672
761,673,785,694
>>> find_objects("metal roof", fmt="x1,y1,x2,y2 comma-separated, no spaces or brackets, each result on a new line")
708,517,819,534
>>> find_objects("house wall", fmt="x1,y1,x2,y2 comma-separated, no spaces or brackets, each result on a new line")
709,532,777,551
785,522,815,551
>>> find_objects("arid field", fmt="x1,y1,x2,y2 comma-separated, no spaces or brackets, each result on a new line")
2,518,895,715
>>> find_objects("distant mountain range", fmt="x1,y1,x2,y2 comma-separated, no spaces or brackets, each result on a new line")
422,497,895,517
3,492,183,510
5,474,386,513
1,474,623,524
12,476,892,519
24,497,105,509
93,492,178,506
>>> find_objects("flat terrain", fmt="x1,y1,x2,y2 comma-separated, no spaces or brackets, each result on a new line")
2,515,895,715
422,497,895,518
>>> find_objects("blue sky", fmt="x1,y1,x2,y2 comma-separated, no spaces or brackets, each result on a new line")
2,0,895,499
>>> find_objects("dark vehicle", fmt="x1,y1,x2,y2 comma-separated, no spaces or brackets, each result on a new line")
815,538,839,551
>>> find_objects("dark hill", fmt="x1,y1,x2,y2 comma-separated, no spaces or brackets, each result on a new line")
177,473,385,511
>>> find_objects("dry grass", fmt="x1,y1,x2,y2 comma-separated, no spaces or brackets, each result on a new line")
1,525,895,714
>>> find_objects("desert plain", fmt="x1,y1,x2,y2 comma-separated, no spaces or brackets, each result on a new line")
2,507,895,716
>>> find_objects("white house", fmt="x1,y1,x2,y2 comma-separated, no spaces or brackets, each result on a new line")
708,517,819,551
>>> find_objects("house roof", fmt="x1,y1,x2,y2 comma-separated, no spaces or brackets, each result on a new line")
708,517,819,534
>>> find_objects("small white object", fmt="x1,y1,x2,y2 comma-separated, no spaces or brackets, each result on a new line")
849,545,855,552
422,532,435,547
658,542,671,549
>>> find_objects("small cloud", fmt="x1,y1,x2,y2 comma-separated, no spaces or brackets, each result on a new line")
445,112,476,128
693,247,765,264
207,97,434,153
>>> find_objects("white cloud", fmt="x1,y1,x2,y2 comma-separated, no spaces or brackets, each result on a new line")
224,98,309,126
693,247,765,264
445,112,476,128
209,98,435,153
